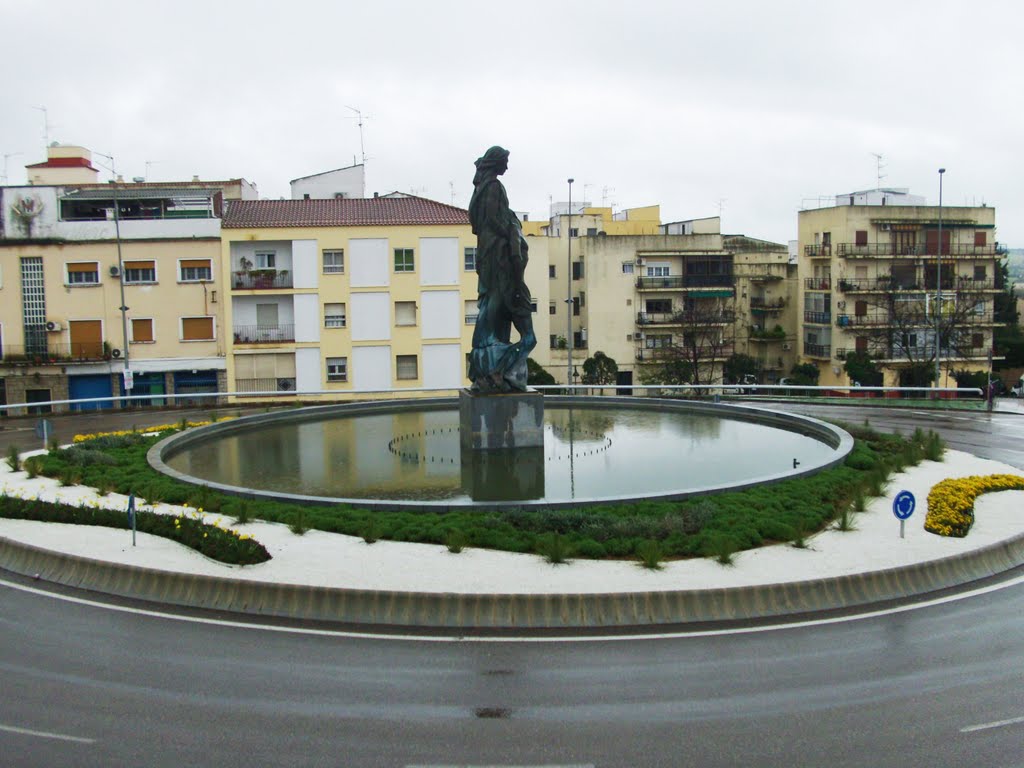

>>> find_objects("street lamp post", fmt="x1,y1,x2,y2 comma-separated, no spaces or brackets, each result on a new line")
110,179,132,399
566,178,574,388
934,168,945,391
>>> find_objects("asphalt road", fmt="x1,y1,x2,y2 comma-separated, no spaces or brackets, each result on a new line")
1,402,1023,766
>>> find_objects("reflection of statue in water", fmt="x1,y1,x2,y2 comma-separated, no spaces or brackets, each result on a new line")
467,146,537,392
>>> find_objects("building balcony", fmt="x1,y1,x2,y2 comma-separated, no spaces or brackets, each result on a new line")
749,297,785,313
836,312,994,328
804,342,831,358
804,310,831,324
636,275,734,291
804,277,831,291
1,342,113,365
635,343,733,361
836,243,998,258
837,277,998,293
465,313,479,325
232,270,293,290
234,377,297,393
637,310,736,326
804,245,831,258
232,324,296,344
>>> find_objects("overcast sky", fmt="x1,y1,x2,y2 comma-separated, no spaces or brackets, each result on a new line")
2,0,1021,244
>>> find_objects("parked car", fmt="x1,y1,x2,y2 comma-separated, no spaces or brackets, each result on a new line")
1012,376,1024,398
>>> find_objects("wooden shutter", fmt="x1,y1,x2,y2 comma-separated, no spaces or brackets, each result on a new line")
67,262,97,273
124,260,154,270
181,317,214,340
181,259,210,269
131,318,154,342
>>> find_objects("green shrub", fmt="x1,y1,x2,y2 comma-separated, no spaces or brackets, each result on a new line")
289,509,308,535
635,539,665,570
361,519,382,544
536,533,573,564
445,530,468,553
6,445,20,472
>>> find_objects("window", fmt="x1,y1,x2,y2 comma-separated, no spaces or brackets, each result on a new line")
323,249,345,274
578,292,585,308
465,299,479,324
621,262,634,274
255,251,276,269
572,297,580,316
256,303,279,328
974,265,987,281
975,231,987,247
855,230,868,247
646,299,672,314
646,334,671,349
124,260,156,284
180,259,212,282
549,265,556,278
396,354,418,380
572,262,583,280
395,301,417,326
569,228,579,237
972,333,984,348
587,227,598,237
464,247,477,271
327,357,348,382
549,302,557,315
394,248,415,272
549,334,558,348
647,265,669,277
67,262,99,285
181,316,215,341
130,318,154,343
324,303,346,328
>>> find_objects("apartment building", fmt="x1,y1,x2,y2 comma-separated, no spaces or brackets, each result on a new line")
220,196,550,396
0,145,254,412
797,189,1001,387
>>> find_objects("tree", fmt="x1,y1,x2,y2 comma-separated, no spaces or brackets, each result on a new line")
526,359,556,386
581,351,618,385
787,363,819,386
638,298,734,388
842,351,883,387
723,353,761,384
993,258,1023,368
840,280,994,380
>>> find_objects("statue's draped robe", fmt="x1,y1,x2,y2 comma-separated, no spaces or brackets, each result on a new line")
467,175,535,391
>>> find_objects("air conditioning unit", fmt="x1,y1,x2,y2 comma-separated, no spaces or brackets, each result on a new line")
110,348,123,359
837,300,846,310
45,320,63,332
109,265,121,278
782,342,792,351
633,332,644,341
635,258,645,266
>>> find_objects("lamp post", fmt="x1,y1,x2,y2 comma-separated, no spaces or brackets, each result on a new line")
110,179,132,399
934,168,945,392
566,177,574,388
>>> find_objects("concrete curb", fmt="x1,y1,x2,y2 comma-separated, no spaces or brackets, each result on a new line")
3,530,1024,629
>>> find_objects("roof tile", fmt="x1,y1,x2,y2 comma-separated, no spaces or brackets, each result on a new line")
223,197,469,228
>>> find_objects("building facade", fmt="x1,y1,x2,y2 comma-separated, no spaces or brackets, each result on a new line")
797,193,1001,388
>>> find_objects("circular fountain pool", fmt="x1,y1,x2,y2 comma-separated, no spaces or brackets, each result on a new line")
150,396,852,510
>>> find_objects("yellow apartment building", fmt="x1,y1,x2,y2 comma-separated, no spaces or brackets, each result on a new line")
220,197,550,398
797,189,1001,388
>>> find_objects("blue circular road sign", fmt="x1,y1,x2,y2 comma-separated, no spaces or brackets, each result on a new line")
892,490,916,521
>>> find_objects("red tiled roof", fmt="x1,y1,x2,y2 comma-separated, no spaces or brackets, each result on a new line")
222,196,469,228
26,157,98,170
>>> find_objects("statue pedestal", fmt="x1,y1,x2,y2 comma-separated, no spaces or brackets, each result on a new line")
459,388,544,451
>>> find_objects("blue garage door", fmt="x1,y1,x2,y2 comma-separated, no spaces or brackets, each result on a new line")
69,374,114,412
173,370,219,406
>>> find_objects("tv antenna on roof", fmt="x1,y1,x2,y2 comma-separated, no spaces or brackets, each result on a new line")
2,152,22,184
871,152,887,188
145,160,159,181
32,106,52,149
345,106,369,166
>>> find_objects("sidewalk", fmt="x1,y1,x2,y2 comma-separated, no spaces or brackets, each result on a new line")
1,449,1022,596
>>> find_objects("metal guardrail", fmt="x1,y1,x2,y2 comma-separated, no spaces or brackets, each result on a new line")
804,311,831,324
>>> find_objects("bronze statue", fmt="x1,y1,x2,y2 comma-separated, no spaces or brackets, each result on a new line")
467,146,536,392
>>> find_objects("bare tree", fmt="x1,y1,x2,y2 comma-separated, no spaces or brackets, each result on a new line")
835,276,995,386
637,297,735,388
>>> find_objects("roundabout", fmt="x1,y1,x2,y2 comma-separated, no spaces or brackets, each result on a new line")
1,402,1023,766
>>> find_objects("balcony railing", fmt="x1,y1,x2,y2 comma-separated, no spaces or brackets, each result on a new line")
636,275,734,290
837,277,997,293
1,343,111,364
836,243,998,258
232,324,296,344
804,342,831,358
234,377,297,393
232,270,293,290
637,310,736,325
749,297,786,311
804,310,831,324
804,245,832,257
804,277,831,290
836,312,993,328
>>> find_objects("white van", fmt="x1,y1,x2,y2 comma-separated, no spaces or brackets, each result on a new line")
1012,376,1024,398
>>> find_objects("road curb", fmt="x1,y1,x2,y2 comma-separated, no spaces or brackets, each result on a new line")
3,531,1024,629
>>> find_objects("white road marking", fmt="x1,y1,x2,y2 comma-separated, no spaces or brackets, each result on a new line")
407,765,594,768
2,573,1023,643
0,723,95,744
960,715,1024,733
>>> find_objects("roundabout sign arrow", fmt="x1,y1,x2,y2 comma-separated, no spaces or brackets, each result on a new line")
893,489,916,538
